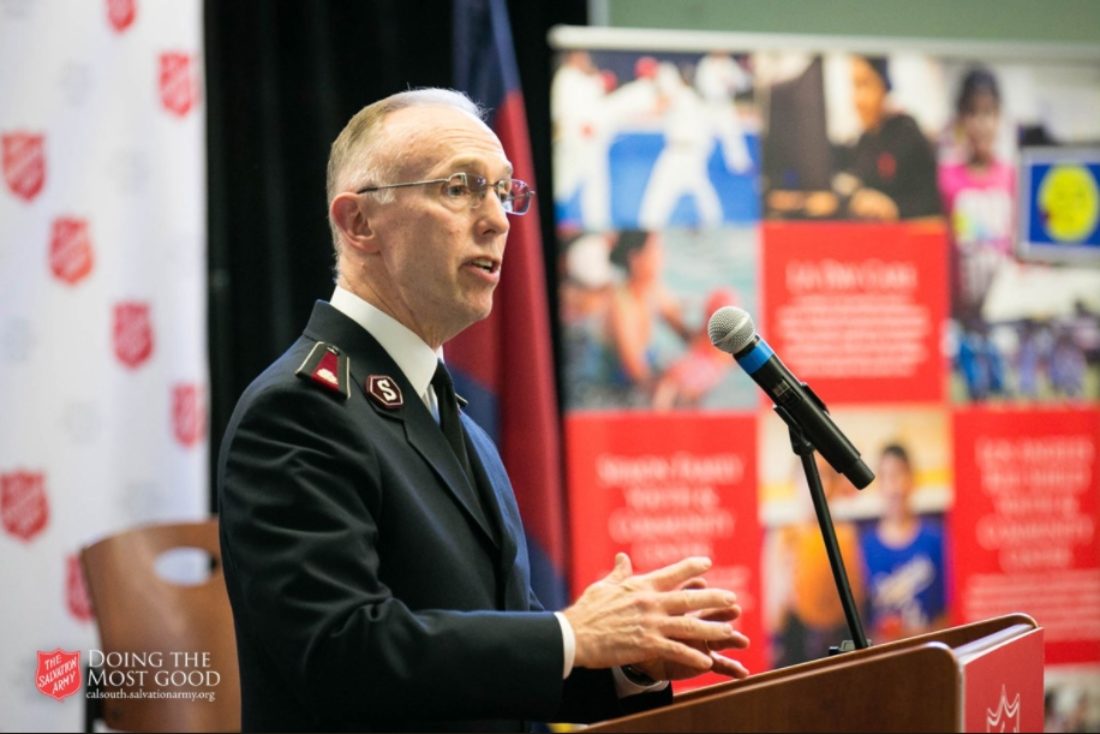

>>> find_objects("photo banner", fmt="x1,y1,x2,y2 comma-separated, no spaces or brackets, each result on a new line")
566,412,767,678
550,26,1100,717
0,1,206,730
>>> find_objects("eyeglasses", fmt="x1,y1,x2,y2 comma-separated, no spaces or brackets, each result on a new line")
356,172,535,215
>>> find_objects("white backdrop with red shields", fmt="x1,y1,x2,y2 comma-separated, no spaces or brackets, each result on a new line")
0,1,206,730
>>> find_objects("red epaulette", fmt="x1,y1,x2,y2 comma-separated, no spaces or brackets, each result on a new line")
294,342,350,399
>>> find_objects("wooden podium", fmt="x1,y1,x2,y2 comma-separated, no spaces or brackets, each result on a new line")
588,614,1044,732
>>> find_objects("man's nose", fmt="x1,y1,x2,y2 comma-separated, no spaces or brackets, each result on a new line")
476,188,511,235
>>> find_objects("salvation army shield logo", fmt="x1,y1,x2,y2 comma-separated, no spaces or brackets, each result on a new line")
158,52,196,117
49,218,94,285
106,0,136,32
2,132,45,202
1,470,49,542
113,302,154,368
66,554,94,622
172,383,205,447
36,649,82,701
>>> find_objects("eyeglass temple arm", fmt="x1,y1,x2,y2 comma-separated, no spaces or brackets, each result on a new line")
357,177,450,194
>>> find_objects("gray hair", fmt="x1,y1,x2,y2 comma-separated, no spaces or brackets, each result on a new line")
326,88,485,254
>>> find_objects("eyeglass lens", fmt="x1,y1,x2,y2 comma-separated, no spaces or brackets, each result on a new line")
449,173,532,214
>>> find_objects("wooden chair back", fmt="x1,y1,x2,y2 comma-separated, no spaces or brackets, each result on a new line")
80,519,240,732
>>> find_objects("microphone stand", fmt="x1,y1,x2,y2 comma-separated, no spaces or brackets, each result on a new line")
776,402,871,652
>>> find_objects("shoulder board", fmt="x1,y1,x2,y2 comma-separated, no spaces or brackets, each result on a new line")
294,342,351,399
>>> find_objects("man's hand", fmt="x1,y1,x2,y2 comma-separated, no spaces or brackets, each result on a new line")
630,578,751,682
562,554,750,678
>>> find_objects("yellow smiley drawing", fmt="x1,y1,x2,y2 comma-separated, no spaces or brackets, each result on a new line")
1038,164,1099,242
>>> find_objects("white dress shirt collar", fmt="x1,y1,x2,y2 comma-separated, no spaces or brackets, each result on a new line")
330,286,442,407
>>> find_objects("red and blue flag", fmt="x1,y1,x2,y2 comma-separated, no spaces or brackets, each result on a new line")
450,0,567,609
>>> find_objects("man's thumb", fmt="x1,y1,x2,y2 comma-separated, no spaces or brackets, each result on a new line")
609,552,633,581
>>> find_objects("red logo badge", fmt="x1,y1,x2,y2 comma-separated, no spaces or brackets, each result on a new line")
158,52,197,117
985,685,1021,733
49,218,94,285
1,470,49,542
113,301,154,369
106,0,136,32
2,132,46,202
172,383,206,447
66,554,94,622
367,375,404,409
36,649,82,701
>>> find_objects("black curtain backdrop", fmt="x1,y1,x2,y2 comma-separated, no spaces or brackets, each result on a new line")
204,1,586,503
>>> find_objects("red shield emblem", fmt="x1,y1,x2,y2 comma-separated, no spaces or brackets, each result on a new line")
106,0,136,32
113,302,154,368
2,132,46,202
158,52,196,117
49,218,94,285
36,649,82,701
66,554,94,622
172,383,206,447
1,471,49,542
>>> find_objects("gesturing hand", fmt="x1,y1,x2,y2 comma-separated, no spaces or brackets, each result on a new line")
632,575,751,682
562,554,750,678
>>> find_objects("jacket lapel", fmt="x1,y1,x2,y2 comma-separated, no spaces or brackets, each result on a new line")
394,397,500,551
463,415,526,609
302,301,500,551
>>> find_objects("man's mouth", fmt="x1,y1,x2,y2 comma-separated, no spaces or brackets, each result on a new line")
468,257,500,274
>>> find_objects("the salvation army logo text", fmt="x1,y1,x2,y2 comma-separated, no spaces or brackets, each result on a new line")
36,649,81,701
35,649,223,703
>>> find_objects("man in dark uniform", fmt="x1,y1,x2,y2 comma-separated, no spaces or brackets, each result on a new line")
217,88,750,732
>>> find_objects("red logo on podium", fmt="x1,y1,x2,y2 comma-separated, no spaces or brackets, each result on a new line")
113,302,154,368
2,132,45,202
985,685,1021,732
35,649,82,701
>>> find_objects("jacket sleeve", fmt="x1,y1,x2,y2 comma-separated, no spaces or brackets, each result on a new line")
556,668,673,724
218,382,568,724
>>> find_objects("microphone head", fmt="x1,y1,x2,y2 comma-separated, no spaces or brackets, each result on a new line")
708,306,757,355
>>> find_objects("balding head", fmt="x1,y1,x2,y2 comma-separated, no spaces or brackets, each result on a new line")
326,89,485,253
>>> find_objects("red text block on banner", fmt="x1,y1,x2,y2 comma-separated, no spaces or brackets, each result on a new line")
951,406,1100,665
760,221,948,404
565,412,766,679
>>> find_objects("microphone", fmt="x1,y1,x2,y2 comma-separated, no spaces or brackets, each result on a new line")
708,306,875,489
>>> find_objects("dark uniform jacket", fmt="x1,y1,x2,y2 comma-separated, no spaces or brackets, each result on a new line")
217,301,669,731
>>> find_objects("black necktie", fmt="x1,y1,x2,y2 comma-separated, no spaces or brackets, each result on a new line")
431,361,474,484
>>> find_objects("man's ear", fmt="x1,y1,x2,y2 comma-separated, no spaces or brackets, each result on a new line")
330,192,379,254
